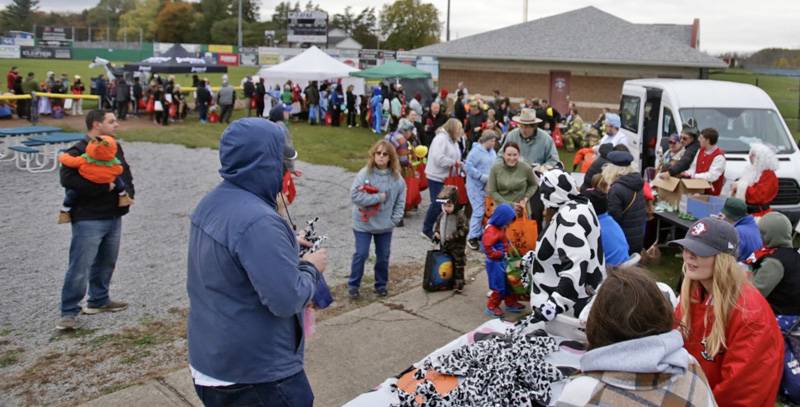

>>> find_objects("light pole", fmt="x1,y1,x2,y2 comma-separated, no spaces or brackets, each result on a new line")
237,0,243,50
446,0,450,41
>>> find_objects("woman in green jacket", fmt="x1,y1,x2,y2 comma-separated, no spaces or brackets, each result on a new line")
486,142,537,216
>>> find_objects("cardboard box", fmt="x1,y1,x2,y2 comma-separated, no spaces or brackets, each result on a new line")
687,194,727,219
652,176,711,208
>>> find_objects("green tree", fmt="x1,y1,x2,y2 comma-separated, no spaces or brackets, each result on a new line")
85,0,136,40
1,0,39,31
210,17,238,44
154,1,198,43
227,0,259,23
352,7,378,48
195,0,232,43
117,0,162,42
332,6,378,48
379,0,440,50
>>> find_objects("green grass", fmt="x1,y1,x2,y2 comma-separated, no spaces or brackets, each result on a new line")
119,110,381,172
1,58,260,89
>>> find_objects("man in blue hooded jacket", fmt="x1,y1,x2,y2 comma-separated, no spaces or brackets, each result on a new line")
187,118,326,406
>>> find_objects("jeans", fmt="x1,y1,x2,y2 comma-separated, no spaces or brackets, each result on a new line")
61,218,122,316
422,180,445,237
349,230,392,291
466,184,486,240
307,104,319,124
194,370,313,407
198,104,208,122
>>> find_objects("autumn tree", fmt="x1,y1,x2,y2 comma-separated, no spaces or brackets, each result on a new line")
117,0,163,42
379,0,440,50
154,1,197,43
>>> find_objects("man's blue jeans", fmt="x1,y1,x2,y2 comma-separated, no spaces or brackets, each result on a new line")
307,104,319,124
422,180,445,238
61,218,122,316
194,370,313,407
349,230,392,291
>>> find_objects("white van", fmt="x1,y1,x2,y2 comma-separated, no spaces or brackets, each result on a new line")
619,79,800,223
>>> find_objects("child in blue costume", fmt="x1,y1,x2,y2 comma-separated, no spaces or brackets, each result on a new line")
370,86,383,134
482,203,525,317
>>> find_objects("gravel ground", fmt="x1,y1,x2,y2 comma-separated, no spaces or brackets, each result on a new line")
0,141,436,405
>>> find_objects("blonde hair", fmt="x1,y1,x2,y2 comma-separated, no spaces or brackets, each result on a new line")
438,118,464,142
366,140,401,178
601,162,638,187
678,253,746,359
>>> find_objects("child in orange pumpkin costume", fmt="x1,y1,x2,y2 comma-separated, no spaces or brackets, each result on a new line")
57,135,133,224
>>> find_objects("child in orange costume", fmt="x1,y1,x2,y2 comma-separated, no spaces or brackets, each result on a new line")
57,135,132,223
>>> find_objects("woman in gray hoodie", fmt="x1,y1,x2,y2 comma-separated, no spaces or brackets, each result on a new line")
557,268,715,407
348,140,406,299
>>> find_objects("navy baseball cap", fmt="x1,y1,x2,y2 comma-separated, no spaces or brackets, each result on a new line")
670,217,738,257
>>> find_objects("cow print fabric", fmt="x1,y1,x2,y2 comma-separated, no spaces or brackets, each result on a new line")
390,317,564,407
530,169,606,321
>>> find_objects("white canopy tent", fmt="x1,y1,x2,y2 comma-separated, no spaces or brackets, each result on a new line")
257,46,365,95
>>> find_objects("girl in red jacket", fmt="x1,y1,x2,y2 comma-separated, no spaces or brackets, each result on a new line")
731,143,779,217
671,217,783,407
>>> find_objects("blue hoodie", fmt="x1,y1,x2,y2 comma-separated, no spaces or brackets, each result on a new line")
734,215,762,262
187,118,321,383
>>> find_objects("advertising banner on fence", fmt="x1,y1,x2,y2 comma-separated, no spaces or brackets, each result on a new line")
217,52,239,66
0,45,20,59
20,46,71,59
208,44,234,53
239,47,258,66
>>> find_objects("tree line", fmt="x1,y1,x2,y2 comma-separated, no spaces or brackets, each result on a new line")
0,0,441,50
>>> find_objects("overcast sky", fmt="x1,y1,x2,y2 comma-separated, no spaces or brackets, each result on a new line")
6,0,799,53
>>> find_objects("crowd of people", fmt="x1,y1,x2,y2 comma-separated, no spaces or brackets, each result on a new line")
48,73,799,406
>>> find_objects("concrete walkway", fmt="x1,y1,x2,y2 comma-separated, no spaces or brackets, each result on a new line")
80,268,495,407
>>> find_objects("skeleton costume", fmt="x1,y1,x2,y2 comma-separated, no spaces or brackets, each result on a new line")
530,169,605,321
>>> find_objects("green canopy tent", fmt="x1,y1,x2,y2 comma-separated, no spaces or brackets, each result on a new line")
350,61,431,80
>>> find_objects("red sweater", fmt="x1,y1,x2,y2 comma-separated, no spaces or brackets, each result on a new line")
695,147,725,195
746,170,778,207
674,284,783,407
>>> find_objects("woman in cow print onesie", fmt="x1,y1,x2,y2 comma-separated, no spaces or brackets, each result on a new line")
529,168,606,322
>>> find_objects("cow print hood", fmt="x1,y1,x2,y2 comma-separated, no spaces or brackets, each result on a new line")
539,169,584,209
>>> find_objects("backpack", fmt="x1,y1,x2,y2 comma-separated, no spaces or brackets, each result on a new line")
778,315,800,404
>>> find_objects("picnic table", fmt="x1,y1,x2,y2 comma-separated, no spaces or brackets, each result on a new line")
0,126,62,161
6,132,84,173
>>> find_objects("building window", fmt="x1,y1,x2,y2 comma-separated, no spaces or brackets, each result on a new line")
620,95,640,133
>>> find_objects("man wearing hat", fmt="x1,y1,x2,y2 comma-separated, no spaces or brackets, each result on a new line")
597,112,632,152
500,108,560,168
719,197,761,263
661,124,700,178
657,133,684,172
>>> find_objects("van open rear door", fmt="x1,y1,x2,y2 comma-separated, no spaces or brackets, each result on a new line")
619,84,646,168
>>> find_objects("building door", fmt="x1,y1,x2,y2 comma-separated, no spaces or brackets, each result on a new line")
549,71,571,115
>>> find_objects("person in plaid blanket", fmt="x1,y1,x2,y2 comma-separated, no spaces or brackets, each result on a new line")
557,268,715,407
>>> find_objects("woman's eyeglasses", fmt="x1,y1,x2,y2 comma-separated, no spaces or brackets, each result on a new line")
374,151,390,157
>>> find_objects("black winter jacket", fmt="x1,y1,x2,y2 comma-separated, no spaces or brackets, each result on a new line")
60,137,135,222
607,172,646,254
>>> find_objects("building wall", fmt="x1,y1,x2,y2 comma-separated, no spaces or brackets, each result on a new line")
438,58,701,119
